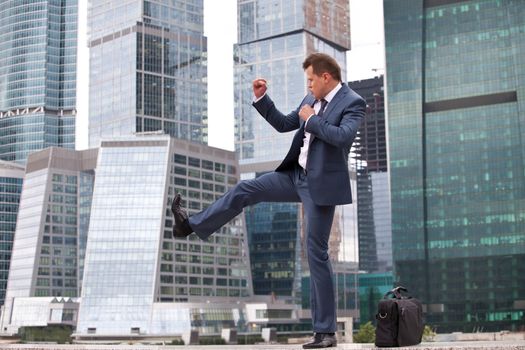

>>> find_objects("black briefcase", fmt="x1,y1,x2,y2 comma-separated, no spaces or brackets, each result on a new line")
375,286,424,347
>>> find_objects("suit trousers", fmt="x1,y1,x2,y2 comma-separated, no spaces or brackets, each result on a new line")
188,165,337,332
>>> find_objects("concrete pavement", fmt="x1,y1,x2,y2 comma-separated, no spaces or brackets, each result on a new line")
1,341,525,350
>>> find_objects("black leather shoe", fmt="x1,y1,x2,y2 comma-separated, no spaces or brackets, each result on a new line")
302,333,337,349
171,194,193,238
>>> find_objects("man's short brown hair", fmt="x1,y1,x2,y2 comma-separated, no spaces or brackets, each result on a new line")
302,53,342,82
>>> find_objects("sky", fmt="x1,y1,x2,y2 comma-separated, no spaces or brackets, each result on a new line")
76,0,384,151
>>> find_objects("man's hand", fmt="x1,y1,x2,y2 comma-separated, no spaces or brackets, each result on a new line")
253,78,268,99
299,104,315,122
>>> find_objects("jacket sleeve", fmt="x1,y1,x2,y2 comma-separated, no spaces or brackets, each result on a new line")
304,97,366,149
252,94,304,133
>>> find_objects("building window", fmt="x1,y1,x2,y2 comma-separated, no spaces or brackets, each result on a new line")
174,154,186,164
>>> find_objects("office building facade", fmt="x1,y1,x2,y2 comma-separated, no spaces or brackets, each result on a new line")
0,136,302,337
244,201,301,298
0,147,97,333
384,0,525,332
75,135,256,337
87,0,208,147
0,0,77,163
0,161,24,307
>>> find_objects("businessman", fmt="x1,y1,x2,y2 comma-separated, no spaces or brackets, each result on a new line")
172,53,365,349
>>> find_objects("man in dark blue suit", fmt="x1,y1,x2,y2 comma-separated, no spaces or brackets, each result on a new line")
172,53,365,349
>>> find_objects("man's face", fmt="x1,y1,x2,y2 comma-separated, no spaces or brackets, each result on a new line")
305,65,328,100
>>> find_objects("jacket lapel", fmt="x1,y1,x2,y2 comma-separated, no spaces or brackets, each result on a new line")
322,83,350,120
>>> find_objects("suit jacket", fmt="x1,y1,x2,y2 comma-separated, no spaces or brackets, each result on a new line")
252,83,366,206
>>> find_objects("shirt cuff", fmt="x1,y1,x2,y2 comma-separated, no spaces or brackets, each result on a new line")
304,113,315,127
253,93,266,103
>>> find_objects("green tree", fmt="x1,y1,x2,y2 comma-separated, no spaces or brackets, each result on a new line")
353,321,376,343
19,325,73,344
422,325,436,342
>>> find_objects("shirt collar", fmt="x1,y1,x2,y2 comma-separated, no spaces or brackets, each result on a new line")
323,83,342,104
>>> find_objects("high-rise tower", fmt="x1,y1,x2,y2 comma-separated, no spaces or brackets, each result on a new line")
87,0,208,147
385,0,525,332
0,161,24,306
0,0,77,162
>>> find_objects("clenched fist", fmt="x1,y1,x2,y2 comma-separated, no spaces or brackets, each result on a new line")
253,78,267,99
299,104,315,122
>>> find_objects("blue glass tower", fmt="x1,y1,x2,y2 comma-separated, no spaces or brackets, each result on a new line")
0,0,77,162
385,0,525,332
0,161,24,306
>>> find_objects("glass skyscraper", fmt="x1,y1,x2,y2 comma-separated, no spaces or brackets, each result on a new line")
0,161,24,307
385,0,525,332
87,0,208,147
0,0,77,162
244,201,301,298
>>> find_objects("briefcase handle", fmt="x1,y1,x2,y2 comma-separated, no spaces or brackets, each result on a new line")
384,286,409,299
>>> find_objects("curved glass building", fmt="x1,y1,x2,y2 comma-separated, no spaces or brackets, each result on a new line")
0,1,77,163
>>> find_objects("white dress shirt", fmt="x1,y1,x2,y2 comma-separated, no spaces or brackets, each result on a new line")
298,83,342,170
